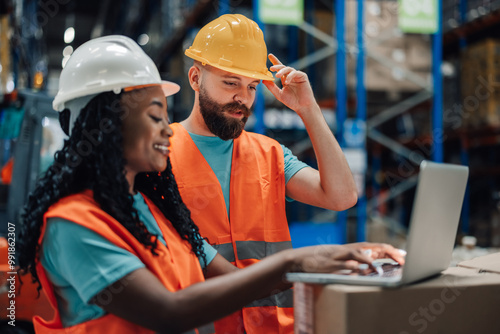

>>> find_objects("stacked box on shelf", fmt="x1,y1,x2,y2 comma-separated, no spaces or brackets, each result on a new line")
461,39,500,128
344,2,431,92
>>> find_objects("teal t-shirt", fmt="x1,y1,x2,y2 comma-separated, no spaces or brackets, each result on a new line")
40,192,217,327
188,132,309,216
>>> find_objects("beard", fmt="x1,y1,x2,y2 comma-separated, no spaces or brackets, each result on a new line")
199,86,251,141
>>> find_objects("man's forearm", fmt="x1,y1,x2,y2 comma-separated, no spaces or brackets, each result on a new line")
299,103,358,210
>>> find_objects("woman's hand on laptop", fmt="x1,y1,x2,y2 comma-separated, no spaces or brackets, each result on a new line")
286,244,381,273
345,242,406,265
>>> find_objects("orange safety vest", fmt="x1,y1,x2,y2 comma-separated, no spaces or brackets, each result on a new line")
170,123,294,334
34,190,215,334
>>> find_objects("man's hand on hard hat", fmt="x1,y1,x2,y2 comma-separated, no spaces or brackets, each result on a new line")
262,54,320,118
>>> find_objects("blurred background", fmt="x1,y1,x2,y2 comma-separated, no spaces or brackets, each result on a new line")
1,0,500,254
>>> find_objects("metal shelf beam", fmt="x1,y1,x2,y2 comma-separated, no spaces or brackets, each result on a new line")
335,0,348,241
432,0,444,163
356,0,367,242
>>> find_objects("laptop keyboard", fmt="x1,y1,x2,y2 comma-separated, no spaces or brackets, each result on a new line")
368,264,403,277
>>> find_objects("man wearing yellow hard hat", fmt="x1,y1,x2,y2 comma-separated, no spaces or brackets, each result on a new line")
169,14,358,333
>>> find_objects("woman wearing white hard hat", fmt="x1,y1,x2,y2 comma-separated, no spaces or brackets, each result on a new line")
17,35,403,334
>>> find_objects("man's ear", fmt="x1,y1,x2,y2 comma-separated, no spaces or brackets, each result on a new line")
188,65,201,92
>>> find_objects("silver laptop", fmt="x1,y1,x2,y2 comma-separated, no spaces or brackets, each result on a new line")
286,160,469,287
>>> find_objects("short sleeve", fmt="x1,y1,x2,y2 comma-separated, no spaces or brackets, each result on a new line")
281,144,309,184
281,144,310,202
41,218,145,304
201,239,217,268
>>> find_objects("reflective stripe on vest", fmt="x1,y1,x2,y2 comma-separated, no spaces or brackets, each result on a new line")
246,288,294,308
214,240,292,263
213,242,294,308
212,243,236,262
236,240,292,260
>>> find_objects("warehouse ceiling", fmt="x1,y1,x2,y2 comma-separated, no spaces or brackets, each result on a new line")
40,0,224,73
35,0,335,73
18,0,500,94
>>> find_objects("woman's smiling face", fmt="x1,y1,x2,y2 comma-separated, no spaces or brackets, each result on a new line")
121,86,172,176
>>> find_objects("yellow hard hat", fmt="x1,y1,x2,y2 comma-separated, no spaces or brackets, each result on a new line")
185,14,274,81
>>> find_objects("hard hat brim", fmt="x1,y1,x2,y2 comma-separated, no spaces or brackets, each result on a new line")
160,81,181,96
216,65,275,82
54,81,180,112
124,81,181,97
185,51,275,81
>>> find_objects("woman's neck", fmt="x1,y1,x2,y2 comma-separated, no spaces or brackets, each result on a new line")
125,168,136,194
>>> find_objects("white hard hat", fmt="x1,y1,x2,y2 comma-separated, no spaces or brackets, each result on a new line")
53,35,180,112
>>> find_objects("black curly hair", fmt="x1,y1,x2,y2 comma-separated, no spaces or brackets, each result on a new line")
18,91,206,289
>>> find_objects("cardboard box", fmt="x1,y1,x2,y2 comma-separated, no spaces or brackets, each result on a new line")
458,252,500,273
294,253,500,334
406,36,432,71
311,1,432,92
460,39,500,128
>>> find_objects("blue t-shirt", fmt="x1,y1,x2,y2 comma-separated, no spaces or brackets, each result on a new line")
40,192,217,327
188,132,309,215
